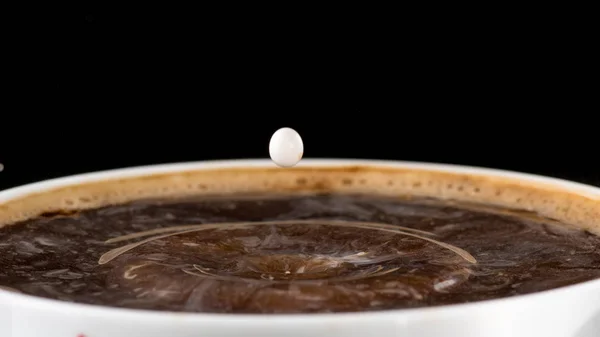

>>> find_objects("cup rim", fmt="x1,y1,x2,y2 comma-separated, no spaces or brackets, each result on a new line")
1,158,600,322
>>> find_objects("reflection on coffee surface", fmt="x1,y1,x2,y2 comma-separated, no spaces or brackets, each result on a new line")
1,194,600,313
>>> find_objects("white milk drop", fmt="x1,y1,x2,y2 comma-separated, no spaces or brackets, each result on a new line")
269,127,304,167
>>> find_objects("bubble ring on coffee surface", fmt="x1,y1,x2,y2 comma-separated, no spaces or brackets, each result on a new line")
99,219,476,286
99,220,476,265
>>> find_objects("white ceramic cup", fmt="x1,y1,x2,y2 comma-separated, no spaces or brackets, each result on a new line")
1,159,599,337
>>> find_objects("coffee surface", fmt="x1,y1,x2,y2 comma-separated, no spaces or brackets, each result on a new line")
1,194,600,313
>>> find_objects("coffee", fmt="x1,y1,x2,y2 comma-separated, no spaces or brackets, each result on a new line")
0,166,599,314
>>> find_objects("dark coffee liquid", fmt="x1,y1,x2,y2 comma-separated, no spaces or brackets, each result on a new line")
1,194,600,313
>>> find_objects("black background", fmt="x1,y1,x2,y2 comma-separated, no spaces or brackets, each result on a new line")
0,11,596,190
